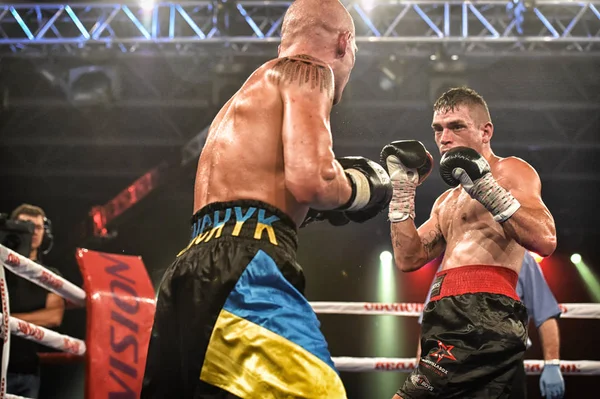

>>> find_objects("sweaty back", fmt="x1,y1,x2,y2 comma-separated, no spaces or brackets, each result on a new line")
194,0,354,226
194,57,324,227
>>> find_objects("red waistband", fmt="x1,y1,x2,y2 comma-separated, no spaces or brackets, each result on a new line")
429,265,519,302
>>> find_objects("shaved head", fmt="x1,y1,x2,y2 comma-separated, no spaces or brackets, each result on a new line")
280,0,355,51
279,0,357,104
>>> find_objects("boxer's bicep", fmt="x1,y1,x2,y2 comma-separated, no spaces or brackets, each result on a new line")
495,158,556,255
495,158,547,211
274,57,338,199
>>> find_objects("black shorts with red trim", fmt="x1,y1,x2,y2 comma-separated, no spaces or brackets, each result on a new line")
398,265,528,399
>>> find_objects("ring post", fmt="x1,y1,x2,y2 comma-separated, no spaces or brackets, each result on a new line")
76,249,156,399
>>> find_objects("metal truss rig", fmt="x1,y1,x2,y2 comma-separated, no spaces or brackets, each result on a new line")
0,0,599,57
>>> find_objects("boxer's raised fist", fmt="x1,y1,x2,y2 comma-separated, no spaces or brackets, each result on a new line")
380,140,433,222
380,140,433,186
440,147,521,223
439,146,490,190
337,156,393,223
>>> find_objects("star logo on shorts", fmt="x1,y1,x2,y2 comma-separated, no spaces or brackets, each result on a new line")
429,340,457,364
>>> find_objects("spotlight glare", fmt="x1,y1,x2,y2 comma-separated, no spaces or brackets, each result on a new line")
361,0,377,12
140,0,155,11
571,253,582,264
380,251,393,264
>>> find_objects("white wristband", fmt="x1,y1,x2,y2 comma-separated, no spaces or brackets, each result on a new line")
344,169,371,211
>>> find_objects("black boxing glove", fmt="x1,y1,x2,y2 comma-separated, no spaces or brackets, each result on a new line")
380,140,433,222
439,146,490,187
336,156,393,223
439,147,521,223
300,208,350,228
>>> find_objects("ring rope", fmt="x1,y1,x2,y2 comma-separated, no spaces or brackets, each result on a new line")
2,245,599,320
310,301,600,319
0,260,12,399
0,313,86,356
332,357,600,375
0,245,85,307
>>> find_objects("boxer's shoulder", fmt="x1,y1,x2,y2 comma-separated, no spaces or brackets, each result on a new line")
493,156,534,171
266,54,334,95
492,156,541,186
271,54,331,70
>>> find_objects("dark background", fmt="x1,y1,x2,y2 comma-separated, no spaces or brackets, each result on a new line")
1,1,600,398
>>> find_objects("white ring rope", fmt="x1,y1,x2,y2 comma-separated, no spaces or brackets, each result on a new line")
0,262,12,399
0,313,86,356
310,301,600,319
2,244,599,320
332,357,600,375
0,245,85,307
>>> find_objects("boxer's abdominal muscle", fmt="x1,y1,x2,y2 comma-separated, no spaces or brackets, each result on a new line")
437,186,525,272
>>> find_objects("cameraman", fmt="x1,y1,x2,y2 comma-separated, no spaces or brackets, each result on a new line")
4,204,65,398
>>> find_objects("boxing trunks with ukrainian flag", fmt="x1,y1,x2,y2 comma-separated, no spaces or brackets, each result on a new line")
141,200,347,399
398,265,528,399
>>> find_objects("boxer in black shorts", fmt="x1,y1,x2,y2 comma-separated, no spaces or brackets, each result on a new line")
143,200,350,398
381,87,556,398
413,266,528,398
141,1,393,397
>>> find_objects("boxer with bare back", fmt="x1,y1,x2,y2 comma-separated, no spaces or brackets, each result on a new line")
141,1,392,398
381,87,557,398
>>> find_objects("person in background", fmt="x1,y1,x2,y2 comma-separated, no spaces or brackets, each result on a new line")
3,204,65,398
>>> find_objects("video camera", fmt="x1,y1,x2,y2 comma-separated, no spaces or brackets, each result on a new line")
0,213,33,257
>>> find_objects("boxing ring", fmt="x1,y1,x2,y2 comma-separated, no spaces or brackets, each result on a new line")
1,245,600,399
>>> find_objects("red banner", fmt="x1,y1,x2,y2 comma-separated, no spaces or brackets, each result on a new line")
76,248,156,399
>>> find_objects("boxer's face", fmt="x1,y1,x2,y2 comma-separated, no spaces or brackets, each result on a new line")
17,214,44,250
332,32,357,104
432,105,489,156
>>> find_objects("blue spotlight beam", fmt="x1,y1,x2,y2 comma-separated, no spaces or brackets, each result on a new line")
0,1,598,56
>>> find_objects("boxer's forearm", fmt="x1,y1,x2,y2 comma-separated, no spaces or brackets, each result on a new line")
390,222,429,272
501,205,557,257
287,161,352,210
309,169,353,210
538,318,560,360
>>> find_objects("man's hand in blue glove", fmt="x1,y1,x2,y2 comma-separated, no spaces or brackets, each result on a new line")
540,363,565,399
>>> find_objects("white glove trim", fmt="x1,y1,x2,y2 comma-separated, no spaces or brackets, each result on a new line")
345,168,370,211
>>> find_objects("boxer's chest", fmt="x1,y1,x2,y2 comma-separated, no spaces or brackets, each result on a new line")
438,188,496,239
